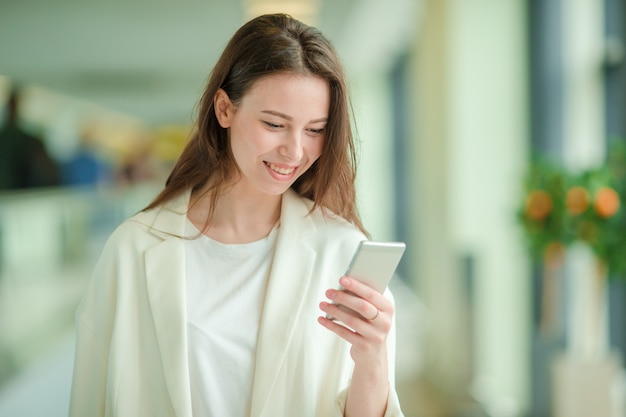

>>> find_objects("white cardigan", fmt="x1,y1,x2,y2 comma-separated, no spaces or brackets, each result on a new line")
69,188,405,417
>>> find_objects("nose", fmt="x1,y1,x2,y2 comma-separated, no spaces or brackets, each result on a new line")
280,130,304,161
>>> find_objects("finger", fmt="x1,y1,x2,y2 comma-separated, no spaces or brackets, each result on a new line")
339,276,394,312
328,277,394,319
317,315,363,345
325,288,378,322
319,301,377,337
318,309,388,354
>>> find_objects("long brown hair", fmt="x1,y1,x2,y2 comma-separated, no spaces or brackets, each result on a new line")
145,13,366,234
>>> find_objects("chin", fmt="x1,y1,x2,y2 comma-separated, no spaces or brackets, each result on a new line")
262,183,293,196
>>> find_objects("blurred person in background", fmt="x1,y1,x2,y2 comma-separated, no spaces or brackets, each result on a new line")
69,13,404,417
0,85,60,190
61,124,112,187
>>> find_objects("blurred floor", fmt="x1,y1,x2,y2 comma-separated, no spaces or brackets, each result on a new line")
0,332,74,417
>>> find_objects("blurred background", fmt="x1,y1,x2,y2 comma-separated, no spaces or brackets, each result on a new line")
1,0,626,416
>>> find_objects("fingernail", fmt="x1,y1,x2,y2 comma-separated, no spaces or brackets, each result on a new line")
340,277,350,286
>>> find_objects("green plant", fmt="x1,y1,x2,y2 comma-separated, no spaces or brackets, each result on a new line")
518,141,626,279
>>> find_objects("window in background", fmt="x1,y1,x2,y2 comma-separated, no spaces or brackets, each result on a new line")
528,1,567,416
604,0,626,369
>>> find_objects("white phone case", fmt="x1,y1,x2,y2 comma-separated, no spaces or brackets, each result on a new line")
342,240,406,293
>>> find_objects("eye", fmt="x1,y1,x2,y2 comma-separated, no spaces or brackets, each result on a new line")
263,121,282,129
307,127,325,135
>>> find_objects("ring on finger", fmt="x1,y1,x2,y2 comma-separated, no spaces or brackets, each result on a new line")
368,309,380,321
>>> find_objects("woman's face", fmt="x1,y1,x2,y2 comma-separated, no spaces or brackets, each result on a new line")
215,73,329,197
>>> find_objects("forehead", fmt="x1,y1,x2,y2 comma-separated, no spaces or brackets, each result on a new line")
241,73,330,116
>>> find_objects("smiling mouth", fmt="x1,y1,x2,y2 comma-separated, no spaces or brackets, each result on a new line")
264,161,297,175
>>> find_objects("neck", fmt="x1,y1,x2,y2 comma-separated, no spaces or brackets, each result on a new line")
189,182,283,244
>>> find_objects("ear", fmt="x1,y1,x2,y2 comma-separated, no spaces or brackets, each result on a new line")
214,89,234,128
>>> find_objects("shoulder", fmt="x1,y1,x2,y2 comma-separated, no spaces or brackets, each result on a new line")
284,190,366,260
96,215,158,262
96,188,191,262
286,189,365,241
103,189,190,250
310,205,365,243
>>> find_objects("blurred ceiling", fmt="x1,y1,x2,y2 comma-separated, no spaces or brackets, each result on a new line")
0,0,419,126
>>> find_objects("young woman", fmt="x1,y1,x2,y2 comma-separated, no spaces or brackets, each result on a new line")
69,13,404,417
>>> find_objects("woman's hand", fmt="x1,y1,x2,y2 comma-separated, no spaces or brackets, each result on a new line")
318,276,393,361
318,276,393,417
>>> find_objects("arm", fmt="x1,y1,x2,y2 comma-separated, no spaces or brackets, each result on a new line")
319,276,399,417
69,317,109,416
68,231,121,417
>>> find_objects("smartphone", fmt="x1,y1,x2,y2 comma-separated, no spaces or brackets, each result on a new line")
341,240,406,293
326,240,406,320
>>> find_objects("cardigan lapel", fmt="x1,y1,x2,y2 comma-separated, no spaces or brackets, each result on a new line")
250,189,317,416
140,191,193,417
145,239,191,417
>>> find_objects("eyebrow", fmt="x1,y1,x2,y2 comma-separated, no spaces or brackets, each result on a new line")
261,110,327,124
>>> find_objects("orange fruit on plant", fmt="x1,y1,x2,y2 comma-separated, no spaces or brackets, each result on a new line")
525,190,553,220
566,186,589,215
593,187,620,218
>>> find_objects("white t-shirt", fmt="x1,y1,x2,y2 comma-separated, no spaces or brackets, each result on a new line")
184,220,278,417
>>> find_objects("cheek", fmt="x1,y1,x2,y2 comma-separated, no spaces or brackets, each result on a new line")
307,140,324,161
231,123,267,154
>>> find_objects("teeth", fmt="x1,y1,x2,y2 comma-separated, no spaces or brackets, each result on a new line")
267,162,295,175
